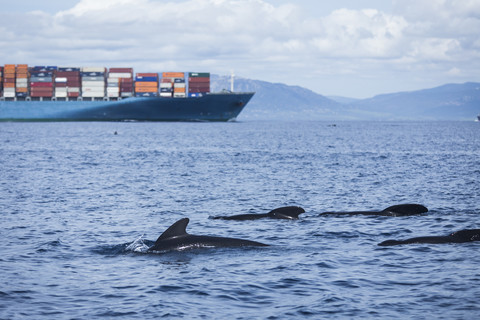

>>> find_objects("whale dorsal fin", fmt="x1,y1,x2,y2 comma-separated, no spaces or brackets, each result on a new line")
155,218,189,243
383,204,428,216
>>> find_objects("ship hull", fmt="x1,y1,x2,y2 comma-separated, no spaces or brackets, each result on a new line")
0,92,254,122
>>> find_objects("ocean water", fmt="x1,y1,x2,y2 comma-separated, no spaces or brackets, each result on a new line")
1,120,479,319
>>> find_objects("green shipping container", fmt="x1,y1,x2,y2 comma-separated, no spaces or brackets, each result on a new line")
188,72,210,78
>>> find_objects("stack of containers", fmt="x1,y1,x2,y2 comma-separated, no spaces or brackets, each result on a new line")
161,72,186,98
81,67,106,99
56,67,81,99
188,72,210,97
15,65,29,98
30,66,54,98
159,74,173,98
107,68,133,98
135,73,158,97
3,64,16,98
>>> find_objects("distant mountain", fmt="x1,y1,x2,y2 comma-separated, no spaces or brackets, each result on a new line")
346,82,480,120
211,75,345,120
211,75,480,121
327,96,360,104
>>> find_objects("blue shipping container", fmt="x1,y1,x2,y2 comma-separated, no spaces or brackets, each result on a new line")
135,92,158,97
58,67,81,72
81,72,105,77
135,76,158,82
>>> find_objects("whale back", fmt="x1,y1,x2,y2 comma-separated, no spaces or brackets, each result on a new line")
450,229,480,241
268,206,305,219
382,204,428,216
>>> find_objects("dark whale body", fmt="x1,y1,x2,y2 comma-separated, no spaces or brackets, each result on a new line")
212,206,305,221
378,229,480,246
320,204,428,217
147,218,268,252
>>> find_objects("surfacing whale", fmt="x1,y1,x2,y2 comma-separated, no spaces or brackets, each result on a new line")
147,218,268,252
211,206,305,220
378,229,480,246
320,204,428,217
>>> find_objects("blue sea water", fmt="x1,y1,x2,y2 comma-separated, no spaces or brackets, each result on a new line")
0,120,479,319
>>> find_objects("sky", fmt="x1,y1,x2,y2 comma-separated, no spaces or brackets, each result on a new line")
1,0,479,98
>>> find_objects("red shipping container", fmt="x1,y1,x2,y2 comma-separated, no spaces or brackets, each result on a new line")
68,92,80,97
110,68,133,73
188,77,210,83
55,83,67,87
136,73,158,78
55,71,80,77
31,82,53,87
188,87,210,93
31,87,53,92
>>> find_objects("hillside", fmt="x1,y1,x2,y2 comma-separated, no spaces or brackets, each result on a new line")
211,76,480,121
211,75,345,120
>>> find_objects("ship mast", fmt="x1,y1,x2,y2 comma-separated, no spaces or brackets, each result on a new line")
230,70,235,92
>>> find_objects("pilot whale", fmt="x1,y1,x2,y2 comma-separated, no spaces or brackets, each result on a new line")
378,229,480,246
147,218,268,252
211,206,305,220
320,204,428,217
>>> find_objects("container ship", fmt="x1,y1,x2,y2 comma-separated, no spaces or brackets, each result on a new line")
0,65,254,121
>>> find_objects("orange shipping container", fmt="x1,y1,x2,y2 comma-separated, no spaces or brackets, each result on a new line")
16,87,28,93
135,82,158,88
135,87,158,93
174,87,186,93
4,83,15,88
162,72,184,78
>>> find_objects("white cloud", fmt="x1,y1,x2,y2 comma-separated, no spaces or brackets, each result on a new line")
0,0,479,97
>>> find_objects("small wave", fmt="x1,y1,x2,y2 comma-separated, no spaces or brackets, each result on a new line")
35,239,63,253
125,235,151,253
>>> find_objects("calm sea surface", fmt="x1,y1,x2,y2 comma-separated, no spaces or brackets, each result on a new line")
1,121,479,319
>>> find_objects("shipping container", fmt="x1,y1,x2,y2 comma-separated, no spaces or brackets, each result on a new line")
81,67,106,73
162,72,184,78
58,67,80,72
136,73,158,78
135,76,158,82
188,72,210,78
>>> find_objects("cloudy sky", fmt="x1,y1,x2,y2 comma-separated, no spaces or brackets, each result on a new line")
1,0,479,98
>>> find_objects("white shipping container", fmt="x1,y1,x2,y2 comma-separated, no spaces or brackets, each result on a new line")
173,93,186,98
4,88,16,93
107,87,120,93
108,73,132,78
121,92,133,97
160,92,172,97
55,88,68,93
81,67,106,72
55,77,67,82
174,83,186,88
107,78,119,83
67,87,80,93
160,83,173,88
55,92,68,98
3,92,16,98
16,83,28,88
107,92,119,97
82,81,105,87
82,87,105,93
82,92,105,98
16,78,28,84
